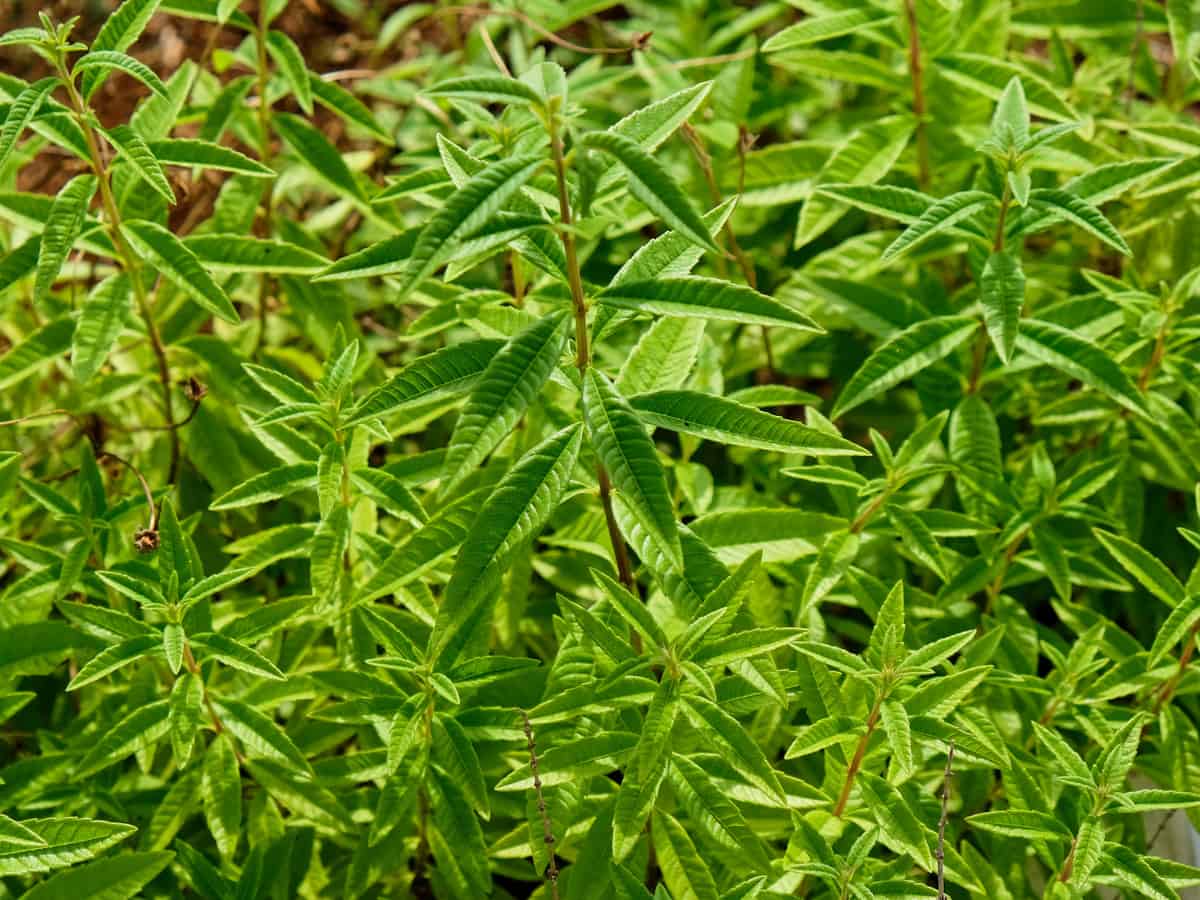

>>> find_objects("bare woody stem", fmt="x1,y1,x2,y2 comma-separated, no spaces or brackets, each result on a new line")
57,66,181,482
903,0,931,192
936,742,955,900
99,451,159,531
833,693,882,818
522,710,561,900
547,105,638,597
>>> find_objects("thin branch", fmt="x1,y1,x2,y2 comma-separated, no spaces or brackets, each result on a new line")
936,742,955,900
521,710,560,899
99,451,159,533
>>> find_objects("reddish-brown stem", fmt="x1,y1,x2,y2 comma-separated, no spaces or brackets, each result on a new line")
903,0,931,191
522,711,561,899
834,695,882,818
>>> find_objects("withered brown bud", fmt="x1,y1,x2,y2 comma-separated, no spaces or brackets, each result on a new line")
184,377,208,403
133,528,160,554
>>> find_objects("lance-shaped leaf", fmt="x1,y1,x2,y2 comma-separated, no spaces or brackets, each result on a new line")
77,700,171,778
581,131,720,253
0,78,58,171
210,463,317,510
73,51,168,99
967,809,1073,841
210,695,311,772
274,112,366,202
33,174,97,307
1029,188,1131,256
424,74,544,106
80,0,162,97
72,273,130,383
795,116,913,249
497,732,638,792
149,139,274,177
104,124,174,203
357,487,487,604
763,7,891,51
980,250,1025,364
441,311,570,495
1149,593,1200,667
0,818,137,876
598,277,822,331
669,753,771,871
681,695,786,803
653,810,721,900
395,154,543,300
264,30,313,113
120,220,239,324
832,315,979,418
191,632,286,680
429,424,583,668
785,716,866,758
184,235,325,274
881,191,995,262
18,849,175,897
67,635,159,692
584,369,682,569
857,773,934,870
1015,319,1148,418
348,339,503,425
309,74,389,142
202,733,241,859
631,389,865,456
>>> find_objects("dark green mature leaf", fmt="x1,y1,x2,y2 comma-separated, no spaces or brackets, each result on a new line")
274,112,366,201
441,311,570,494
34,174,97,306
630,390,864,456
429,424,583,668
1015,319,1148,418
265,30,313,113
581,131,720,254
73,51,169,99
149,139,274,176
980,251,1024,364
598,277,822,331
832,316,979,418
121,220,239,323
584,369,681,569
80,0,162,98
0,78,58,171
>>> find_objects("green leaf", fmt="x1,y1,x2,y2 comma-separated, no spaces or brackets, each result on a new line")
1149,593,1200,666
441,311,570,494
681,695,786,803
991,76,1030,146
980,250,1025,364
209,695,310,772
191,632,286,680
936,53,1079,122
1029,188,1131,255
264,30,313,113
831,315,979,418
598,277,823,331
81,0,163,98
630,390,865,456
148,138,274,176
77,700,171,778
348,339,503,426
104,124,175,203
0,78,58,171
274,112,366,201
966,809,1073,841
424,74,544,106
68,635,159,692
785,715,865,758
309,74,389,142
72,273,130,382
0,819,137,876
0,317,76,390
653,809,721,900
1015,319,1148,419
120,220,239,324
210,463,316,510
201,733,241,860
581,130,720,254
73,51,168,99
593,569,668,651
858,773,933,870
763,7,890,51
584,369,682,570
669,754,770,871
881,191,995,262
34,174,97,306
429,424,584,668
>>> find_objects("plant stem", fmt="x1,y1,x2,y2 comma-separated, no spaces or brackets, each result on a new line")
522,710,561,900
1153,621,1199,715
903,0,931,192
548,104,637,595
833,693,882,818
253,5,276,357
57,64,180,481
936,742,955,899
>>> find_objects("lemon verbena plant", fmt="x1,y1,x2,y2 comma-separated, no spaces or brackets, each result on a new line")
3,2,1200,899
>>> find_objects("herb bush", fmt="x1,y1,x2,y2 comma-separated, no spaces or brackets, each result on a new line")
3,1,1200,897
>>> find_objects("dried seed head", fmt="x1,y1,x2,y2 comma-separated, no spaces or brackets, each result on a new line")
133,528,160,554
